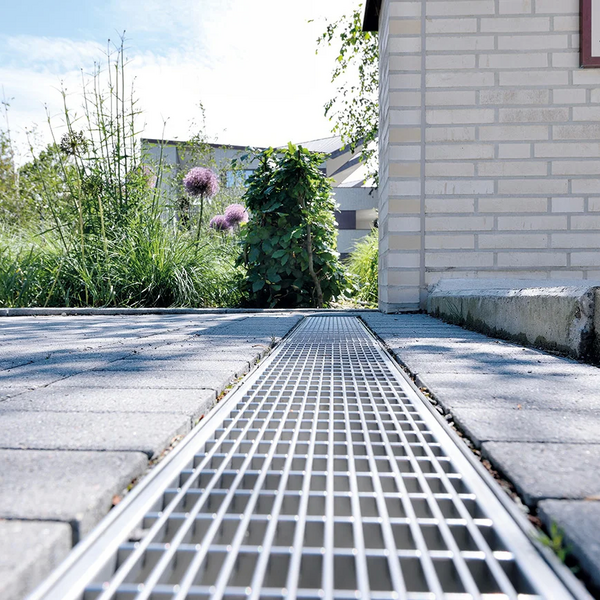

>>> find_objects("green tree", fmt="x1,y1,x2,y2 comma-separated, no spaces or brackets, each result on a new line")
317,3,379,181
241,144,346,308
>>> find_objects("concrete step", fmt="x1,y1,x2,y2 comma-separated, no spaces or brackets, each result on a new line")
427,278,600,360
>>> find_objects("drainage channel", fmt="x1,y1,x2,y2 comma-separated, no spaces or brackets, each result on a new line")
30,315,585,600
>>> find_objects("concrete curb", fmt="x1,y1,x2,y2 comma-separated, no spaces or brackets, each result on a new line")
427,279,600,360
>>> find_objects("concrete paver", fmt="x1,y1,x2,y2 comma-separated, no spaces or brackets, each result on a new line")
0,411,191,457
50,368,239,392
539,500,600,592
0,387,217,418
415,372,600,412
0,520,71,600
0,450,148,538
100,358,250,373
451,407,600,445
481,442,600,506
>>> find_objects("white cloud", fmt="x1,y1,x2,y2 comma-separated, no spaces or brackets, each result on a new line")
2,36,106,72
2,0,364,159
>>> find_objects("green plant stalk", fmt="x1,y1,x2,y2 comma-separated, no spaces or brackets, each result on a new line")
299,194,323,308
44,254,66,307
195,194,205,243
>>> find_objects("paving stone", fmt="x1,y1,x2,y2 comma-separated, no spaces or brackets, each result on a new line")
481,442,600,506
134,349,264,364
137,342,272,363
0,519,71,600
538,500,600,593
51,368,237,392
0,364,92,388
417,372,600,412
393,348,590,378
0,412,190,457
0,387,216,418
103,358,250,374
451,407,600,446
0,449,148,537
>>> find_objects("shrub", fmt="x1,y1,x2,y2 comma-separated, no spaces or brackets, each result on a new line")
241,144,346,308
346,228,378,306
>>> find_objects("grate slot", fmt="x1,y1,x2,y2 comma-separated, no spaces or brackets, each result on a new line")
31,316,585,600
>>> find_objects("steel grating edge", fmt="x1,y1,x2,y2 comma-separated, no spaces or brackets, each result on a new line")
356,316,593,600
27,314,593,600
27,318,306,600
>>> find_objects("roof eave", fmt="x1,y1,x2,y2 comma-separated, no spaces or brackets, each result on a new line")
363,0,382,32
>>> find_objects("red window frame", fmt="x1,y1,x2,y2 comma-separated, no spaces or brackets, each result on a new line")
581,0,600,67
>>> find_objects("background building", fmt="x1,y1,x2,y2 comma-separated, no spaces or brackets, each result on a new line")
141,136,377,257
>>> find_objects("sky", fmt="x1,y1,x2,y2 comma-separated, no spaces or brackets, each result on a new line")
0,0,362,160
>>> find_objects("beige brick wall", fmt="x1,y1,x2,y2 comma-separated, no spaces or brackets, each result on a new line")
378,0,600,311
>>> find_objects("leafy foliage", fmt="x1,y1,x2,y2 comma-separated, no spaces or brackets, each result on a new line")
0,124,22,225
346,228,378,306
537,522,572,566
241,144,346,308
317,3,379,181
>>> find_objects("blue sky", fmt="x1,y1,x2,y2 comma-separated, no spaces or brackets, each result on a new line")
1,0,360,158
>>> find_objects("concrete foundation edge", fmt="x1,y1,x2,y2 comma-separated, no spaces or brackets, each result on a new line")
426,279,600,360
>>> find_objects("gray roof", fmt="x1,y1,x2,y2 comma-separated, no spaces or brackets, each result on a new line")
294,135,345,155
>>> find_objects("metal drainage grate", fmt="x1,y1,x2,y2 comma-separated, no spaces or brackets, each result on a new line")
32,316,581,600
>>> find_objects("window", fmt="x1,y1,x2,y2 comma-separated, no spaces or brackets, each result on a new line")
581,0,600,67
226,170,254,188
335,210,357,230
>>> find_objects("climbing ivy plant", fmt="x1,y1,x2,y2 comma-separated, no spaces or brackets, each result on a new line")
240,144,346,308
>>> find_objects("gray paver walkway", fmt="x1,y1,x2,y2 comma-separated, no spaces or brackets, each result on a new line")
0,312,302,599
3,310,600,598
363,312,600,594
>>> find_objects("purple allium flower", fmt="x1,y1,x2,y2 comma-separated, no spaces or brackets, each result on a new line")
209,215,231,232
183,167,219,198
224,203,249,226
